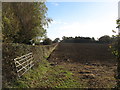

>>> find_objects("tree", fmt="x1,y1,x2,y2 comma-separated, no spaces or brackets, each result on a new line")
2,3,21,43
2,2,52,44
43,38,52,45
115,18,120,88
98,35,111,43
53,38,60,43
91,37,95,42
62,36,67,40
61,36,96,43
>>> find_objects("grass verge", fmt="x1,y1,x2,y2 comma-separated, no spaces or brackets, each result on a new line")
5,59,83,88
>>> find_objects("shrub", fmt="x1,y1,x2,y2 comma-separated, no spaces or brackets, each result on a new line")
43,38,52,45
53,38,60,43
98,35,111,43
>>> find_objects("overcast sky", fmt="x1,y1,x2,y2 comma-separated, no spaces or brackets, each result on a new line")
46,1,119,40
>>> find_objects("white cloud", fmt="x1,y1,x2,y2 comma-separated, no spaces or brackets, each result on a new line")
47,0,119,2
51,2,59,6
55,18,117,39
47,9,118,40
51,20,68,25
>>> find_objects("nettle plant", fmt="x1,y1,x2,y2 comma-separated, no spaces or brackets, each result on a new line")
109,19,120,88
109,34,119,58
110,19,120,59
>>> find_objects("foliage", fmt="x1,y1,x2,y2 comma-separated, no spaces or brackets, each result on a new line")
2,2,52,44
53,38,60,43
4,59,83,88
98,35,111,43
110,35,119,58
110,18,120,89
2,43,57,87
43,38,52,45
116,19,120,89
61,36,113,44
110,19,120,59
62,36,96,43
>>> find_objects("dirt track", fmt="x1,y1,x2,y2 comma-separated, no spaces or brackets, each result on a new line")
48,43,117,88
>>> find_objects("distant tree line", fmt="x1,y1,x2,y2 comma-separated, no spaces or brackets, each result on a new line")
33,38,60,45
41,35,115,45
61,35,113,44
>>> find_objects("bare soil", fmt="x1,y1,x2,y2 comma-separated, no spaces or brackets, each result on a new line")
48,43,117,88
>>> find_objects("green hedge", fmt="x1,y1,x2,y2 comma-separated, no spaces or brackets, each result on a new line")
2,43,57,83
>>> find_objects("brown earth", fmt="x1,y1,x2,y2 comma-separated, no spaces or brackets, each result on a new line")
48,43,117,88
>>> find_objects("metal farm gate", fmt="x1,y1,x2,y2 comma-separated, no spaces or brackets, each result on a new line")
14,52,34,77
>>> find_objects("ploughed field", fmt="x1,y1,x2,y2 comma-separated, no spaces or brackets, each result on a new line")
48,43,117,88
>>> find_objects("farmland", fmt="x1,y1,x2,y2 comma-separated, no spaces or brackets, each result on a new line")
5,43,117,88
2,2,119,89
48,43,117,88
